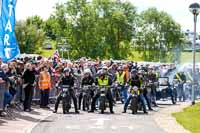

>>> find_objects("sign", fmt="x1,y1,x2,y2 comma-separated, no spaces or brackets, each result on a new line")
0,0,20,62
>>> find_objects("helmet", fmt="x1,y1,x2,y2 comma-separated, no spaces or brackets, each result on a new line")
148,66,153,70
84,69,91,74
64,68,71,73
98,70,106,76
117,66,123,71
131,69,137,74
102,66,108,70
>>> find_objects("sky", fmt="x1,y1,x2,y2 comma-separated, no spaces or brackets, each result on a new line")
15,0,200,32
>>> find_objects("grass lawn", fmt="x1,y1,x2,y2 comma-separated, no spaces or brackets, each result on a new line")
172,102,200,133
40,41,56,58
180,52,200,64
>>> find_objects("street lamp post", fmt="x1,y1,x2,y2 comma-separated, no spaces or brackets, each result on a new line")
189,3,200,105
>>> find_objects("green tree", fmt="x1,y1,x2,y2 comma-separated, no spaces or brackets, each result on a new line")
15,21,46,54
135,8,184,62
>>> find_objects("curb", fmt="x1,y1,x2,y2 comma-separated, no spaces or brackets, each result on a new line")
153,102,191,133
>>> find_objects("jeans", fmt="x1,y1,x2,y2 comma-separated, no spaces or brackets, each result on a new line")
124,94,147,112
122,85,128,103
178,84,185,102
4,90,13,108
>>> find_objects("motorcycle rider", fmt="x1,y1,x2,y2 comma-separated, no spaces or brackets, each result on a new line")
115,66,127,103
174,71,186,102
79,69,94,111
53,68,79,113
138,69,153,111
122,69,148,114
88,70,114,113
146,66,158,107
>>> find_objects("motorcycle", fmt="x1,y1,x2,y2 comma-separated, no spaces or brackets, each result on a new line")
112,82,122,103
130,86,140,114
62,85,72,114
82,85,93,111
99,85,113,114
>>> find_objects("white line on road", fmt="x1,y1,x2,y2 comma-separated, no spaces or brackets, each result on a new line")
89,126,104,129
66,125,80,130
90,118,110,126
111,126,117,130
120,125,134,130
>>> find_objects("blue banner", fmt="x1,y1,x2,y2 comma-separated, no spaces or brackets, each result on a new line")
0,0,20,62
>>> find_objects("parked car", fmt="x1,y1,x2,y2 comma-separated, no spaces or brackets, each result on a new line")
156,77,177,104
43,43,53,49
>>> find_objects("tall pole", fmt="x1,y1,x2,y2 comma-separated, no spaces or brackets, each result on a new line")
192,13,197,105
62,46,64,58
67,50,69,60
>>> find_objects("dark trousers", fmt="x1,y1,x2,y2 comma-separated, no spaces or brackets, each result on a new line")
55,89,78,112
0,83,6,112
40,89,50,107
23,84,33,110
91,90,113,112
78,90,94,110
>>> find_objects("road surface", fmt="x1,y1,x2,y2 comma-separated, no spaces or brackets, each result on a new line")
31,102,170,133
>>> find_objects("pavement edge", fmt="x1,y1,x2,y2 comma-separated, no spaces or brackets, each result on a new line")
153,102,191,133
22,110,53,133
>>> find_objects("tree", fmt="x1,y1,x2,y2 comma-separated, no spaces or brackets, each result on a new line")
15,20,46,54
49,0,137,59
135,8,184,62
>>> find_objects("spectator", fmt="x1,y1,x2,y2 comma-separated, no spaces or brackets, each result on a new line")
0,63,9,117
39,65,51,109
22,63,35,112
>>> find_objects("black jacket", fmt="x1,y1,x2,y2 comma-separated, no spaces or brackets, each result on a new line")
82,76,94,86
129,75,141,88
61,75,75,87
23,69,35,84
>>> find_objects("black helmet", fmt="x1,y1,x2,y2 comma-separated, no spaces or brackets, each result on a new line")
131,69,137,74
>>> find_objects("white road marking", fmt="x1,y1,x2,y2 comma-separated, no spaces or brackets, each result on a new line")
128,126,134,130
89,126,104,129
90,118,110,126
66,125,80,129
111,126,117,130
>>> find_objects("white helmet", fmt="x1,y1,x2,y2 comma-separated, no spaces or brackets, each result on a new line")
84,69,91,74
102,66,108,70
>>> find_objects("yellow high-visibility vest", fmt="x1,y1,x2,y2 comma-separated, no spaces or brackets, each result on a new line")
175,73,182,82
187,72,193,81
116,72,125,84
98,77,109,86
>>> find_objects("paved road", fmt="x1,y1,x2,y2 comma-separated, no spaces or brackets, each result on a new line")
31,102,168,133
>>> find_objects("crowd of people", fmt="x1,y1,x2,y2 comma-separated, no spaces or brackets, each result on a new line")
0,55,179,117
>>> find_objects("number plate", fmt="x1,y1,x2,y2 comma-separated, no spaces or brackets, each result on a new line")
101,94,105,96
63,88,68,91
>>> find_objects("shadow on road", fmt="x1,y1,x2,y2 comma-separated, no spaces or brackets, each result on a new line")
40,119,54,123
0,106,43,124
0,119,7,126
157,103,180,106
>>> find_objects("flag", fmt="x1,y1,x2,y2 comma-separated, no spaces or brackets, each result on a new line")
53,50,60,60
0,0,20,62
52,50,60,68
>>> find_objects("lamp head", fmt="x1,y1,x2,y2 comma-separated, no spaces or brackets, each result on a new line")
189,3,200,15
